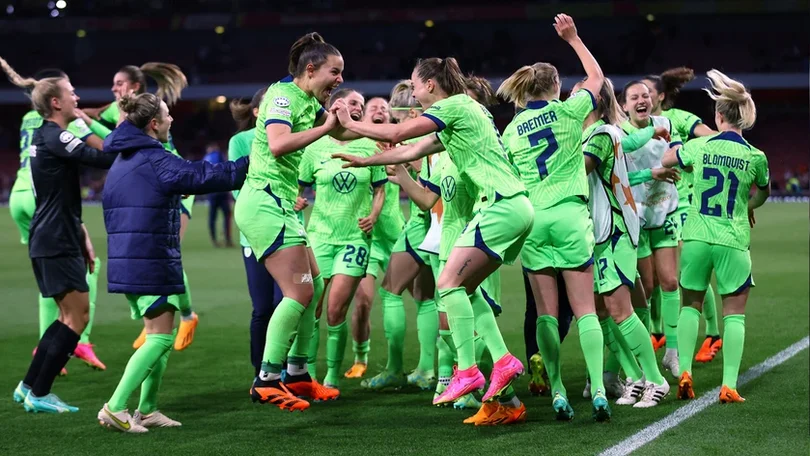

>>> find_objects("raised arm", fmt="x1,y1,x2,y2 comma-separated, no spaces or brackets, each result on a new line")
334,134,444,168
555,14,604,99
153,152,249,195
388,164,439,211
267,118,335,158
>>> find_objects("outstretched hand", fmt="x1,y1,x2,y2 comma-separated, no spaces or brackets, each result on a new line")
329,99,353,127
332,152,368,168
652,167,681,184
554,14,578,42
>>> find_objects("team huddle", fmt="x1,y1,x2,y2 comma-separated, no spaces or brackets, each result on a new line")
5,13,769,432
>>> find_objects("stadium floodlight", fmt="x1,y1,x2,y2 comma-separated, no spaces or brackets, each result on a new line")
50,9,58,17
56,0,66,9
5,5,13,14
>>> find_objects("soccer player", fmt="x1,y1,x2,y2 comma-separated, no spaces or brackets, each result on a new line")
360,81,439,392
498,14,609,421
579,77,675,408
332,56,531,408
661,69,769,403
621,81,680,377
227,87,286,376
82,63,200,352
98,93,249,432
641,69,722,363
2,59,118,413
235,32,349,411
9,68,107,373
298,88,387,389
345,96,403,379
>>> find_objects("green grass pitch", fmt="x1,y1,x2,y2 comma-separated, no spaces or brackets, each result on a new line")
0,203,808,455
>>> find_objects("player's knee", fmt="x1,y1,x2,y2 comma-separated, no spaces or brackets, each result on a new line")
659,276,678,292
326,302,348,326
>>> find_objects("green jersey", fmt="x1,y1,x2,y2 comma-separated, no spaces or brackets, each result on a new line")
422,154,477,261
12,110,92,193
100,102,119,127
229,128,255,247
299,136,387,244
248,76,325,202
422,94,525,207
663,108,704,209
402,135,431,224
676,131,769,251
503,89,596,209
361,136,406,236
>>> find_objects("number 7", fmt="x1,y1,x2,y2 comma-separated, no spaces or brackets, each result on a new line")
528,129,558,180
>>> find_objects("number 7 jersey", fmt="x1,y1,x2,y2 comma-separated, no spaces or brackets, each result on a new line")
502,89,597,209
676,131,769,251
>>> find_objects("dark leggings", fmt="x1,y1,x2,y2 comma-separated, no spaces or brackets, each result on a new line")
243,251,283,376
523,270,575,371
208,193,232,244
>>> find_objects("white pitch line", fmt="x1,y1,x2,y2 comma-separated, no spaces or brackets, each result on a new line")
599,336,810,456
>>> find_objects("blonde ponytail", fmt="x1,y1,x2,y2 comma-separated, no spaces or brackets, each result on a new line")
497,63,558,109
0,56,65,118
704,69,756,130
389,80,419,109
139,62,188,106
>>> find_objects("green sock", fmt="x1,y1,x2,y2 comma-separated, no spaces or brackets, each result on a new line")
676,306,701,376
260,297,305,376
288,274,323,362
108,333,173,412
474,335,493,376
662,289,681,349
600,318,642,381
307,318,321,377
178,270,193,318
619,314,665,385
470,289,508,362
80,257,101,344
536,315,565,397
635,307,651,333
437,329,456,378
414,299,438,374
380,288,406,373
703,284,720,337
651,287,663,334
722,315,746,389
325,321,348,386
353,339,370,364
578,314,605,397
137,329,174,415
38,294,59,339
439,287,476,370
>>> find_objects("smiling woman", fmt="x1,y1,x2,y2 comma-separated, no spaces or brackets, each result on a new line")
234,31,348,412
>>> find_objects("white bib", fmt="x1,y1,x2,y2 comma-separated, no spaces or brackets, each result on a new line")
418,154,443,255
586,124,640,247
624,116,679,229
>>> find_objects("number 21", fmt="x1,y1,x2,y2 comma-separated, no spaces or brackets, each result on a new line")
699,167,739,218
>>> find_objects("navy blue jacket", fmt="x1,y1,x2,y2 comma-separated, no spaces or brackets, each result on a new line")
102,120,248,295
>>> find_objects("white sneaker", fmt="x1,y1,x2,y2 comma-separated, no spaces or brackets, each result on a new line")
616,378,646,405
133,410,182,428
603,372,625,399
662,349,680,378
634,380,671,408
582,378,591,399
97,403,148,433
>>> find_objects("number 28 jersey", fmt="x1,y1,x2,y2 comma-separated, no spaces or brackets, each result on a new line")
502,89,597,209
676,131,769,251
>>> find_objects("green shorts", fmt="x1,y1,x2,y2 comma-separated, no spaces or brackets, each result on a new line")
680,240,753,295
235,185,308,261
392,216,431,266
458,194,533,266
639,212,681,258
9,189,35,245
313,240,371,279
180,195,196,218
675,207,689,241
522,196,593,271
594,228,637,294
126,294,181,320
367,222,400,279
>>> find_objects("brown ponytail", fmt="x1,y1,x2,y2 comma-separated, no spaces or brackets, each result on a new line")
288,32,341,77
414,57,466,96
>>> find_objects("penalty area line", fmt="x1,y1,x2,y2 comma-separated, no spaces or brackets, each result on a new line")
598,336,810,456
